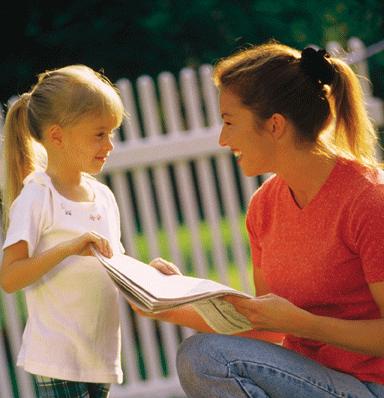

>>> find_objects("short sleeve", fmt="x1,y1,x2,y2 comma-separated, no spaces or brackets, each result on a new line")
2,182,52,257
246,194,262,268
348,185,384,283
111,193,125,254
100,182,126,255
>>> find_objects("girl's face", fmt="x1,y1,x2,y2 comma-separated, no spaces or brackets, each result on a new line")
219,88,276,176
61,114,117,175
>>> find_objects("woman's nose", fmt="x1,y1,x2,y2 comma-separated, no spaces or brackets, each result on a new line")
218,128,227,147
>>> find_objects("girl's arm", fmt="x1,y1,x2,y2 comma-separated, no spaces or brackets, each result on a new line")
225,281,384,357
0,232,112,293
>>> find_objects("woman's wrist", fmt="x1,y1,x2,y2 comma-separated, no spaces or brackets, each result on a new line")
290,308,320,339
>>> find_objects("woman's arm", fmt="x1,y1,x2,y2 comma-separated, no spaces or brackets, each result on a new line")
0,232,112,293
132,303,214,333
132,302,284,343
304,281,384,356
132,261,284,343
225,281,384,357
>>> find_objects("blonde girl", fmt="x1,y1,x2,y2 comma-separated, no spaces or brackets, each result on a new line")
1,65,125,398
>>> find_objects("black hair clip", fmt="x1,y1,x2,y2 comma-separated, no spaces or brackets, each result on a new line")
300,47,335,86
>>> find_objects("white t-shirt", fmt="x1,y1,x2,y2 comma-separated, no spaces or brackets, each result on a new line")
2,171,124,384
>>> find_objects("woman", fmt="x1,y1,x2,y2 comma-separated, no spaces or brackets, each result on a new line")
143,41,384,397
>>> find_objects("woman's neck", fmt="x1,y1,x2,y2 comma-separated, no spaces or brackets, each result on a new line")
276,149,337,209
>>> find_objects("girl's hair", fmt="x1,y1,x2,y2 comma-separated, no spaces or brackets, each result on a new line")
213,41,379,168
1,64,124,231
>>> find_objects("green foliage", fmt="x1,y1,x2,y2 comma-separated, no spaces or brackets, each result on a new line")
134,212,253,290
1,0,383,105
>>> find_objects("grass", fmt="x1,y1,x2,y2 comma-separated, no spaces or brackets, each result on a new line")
133,212,253,290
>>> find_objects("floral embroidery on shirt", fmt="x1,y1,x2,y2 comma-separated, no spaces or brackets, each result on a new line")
90,214,102,221
60,203,72,216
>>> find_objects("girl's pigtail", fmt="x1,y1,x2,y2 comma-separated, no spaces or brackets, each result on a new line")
2,93,36,231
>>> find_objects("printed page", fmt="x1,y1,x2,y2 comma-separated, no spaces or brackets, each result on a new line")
192,298,254,334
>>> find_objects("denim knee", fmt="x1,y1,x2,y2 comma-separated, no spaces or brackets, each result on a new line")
177,334,226,386
177,334,209,381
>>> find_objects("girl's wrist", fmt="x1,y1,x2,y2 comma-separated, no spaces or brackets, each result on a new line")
55,241,74,259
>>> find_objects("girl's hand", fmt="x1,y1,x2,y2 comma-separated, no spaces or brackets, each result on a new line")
149,257,182,275
60,231,113,258
224,293,311,336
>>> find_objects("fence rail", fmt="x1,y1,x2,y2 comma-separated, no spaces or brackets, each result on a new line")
0,37,383,398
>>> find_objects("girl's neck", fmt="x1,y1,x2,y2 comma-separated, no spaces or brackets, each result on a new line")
45,165,94,202
46,166,82,186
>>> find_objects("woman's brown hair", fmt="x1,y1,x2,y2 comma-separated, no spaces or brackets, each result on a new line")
213,41,379,168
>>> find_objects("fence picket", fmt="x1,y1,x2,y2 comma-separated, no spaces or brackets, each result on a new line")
157,70,200,339
217,153,252,293
137,75,182,380
0,325,14,397
158,72,185,136
2,293,35,397
116,78,142,142
199,65,222,127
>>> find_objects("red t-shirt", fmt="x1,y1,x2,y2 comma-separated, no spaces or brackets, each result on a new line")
246,157,384,384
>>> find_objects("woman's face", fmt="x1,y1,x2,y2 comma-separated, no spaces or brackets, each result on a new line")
219,88,276,176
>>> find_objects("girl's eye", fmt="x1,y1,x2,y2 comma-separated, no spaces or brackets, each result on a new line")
96,131,116,140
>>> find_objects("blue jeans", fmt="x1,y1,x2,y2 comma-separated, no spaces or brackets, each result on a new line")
176,334,384,398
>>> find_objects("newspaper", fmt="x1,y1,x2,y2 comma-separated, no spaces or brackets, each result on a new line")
92,250,254,334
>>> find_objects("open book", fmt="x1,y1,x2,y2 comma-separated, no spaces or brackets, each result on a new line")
92,250,254,334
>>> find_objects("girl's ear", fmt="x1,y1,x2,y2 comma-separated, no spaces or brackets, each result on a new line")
266,113,287,142
46,125,64,147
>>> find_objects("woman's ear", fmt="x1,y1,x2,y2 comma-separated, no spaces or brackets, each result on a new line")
266,113,287,142
46,125,64,147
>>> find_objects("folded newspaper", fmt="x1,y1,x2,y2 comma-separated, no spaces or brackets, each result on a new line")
92,250,254,334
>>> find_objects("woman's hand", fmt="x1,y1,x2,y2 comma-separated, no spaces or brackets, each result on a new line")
59,231,113,258
225,293,311,336
149,257,182,275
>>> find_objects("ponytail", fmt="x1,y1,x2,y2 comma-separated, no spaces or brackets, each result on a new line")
2,93,37,231
1,64,124,232
213,41,380,169
328,58,379,168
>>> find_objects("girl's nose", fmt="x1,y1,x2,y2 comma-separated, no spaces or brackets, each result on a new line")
106,136,114,151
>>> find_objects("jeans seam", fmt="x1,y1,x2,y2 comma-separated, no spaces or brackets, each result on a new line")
225,364,254,398
228,360,347,398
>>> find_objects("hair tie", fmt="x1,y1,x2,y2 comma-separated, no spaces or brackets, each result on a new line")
20,92,32,106
300,47,335,86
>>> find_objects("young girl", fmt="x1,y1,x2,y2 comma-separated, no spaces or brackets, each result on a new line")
1,65,126,398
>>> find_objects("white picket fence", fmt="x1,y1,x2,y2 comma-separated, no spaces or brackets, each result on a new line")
0,37,383,398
